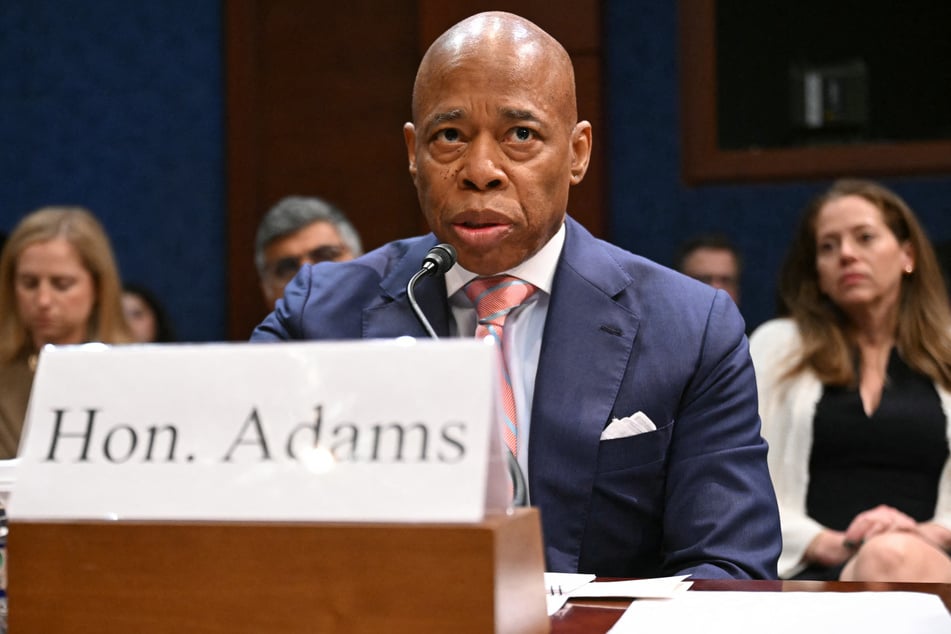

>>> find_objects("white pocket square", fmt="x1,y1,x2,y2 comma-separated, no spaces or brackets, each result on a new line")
600,411,657,440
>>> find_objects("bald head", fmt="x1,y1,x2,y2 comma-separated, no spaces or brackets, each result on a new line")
403,11,592,275
412,12,577,126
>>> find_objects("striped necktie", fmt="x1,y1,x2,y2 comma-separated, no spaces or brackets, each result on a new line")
463,275,537,457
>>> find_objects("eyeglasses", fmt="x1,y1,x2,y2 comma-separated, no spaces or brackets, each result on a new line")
266,245,348,282
692,273,739,288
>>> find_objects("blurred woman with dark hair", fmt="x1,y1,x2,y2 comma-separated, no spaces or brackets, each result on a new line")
122,282,176,343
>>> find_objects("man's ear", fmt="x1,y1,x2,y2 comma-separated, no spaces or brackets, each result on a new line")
403,122,418,184
569,120,592,185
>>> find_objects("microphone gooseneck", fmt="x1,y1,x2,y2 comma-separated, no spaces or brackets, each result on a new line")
508,450,528,507
407,243,457,339
405,242,528,507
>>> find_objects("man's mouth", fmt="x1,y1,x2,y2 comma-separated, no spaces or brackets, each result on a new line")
458,220,502,228
452,220,512,244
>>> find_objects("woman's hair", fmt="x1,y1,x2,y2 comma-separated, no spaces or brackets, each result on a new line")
778,179,951,389
0,206,133,362
123,282,177,343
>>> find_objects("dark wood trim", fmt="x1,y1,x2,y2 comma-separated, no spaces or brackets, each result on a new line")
224,0,261,340
678,0,951,185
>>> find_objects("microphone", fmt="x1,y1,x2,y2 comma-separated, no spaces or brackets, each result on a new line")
406,243,457,339
419,242,457,277
405,243,528,506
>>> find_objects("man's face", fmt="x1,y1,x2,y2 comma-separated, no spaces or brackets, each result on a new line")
404,45,591,275
259,221,353,309
681,247,741,305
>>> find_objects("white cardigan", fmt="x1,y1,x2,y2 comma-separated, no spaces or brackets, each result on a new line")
749,318,951,578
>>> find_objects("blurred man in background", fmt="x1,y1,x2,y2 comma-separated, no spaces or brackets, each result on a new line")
255,196,362,310
675,233,742,305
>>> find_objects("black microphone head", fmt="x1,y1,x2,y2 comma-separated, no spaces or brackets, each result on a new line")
422,243,457,276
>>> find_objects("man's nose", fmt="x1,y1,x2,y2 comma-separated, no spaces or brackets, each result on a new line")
460,134,507,191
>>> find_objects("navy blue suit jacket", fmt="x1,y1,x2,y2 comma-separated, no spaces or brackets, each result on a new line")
253,217,781,579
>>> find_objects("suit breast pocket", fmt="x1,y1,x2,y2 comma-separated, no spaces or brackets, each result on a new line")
595,419,673,473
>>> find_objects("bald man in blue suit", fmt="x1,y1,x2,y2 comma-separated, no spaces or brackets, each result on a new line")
252,11,780,579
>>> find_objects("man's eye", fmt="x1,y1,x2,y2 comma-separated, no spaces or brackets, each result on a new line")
436,128,460,142
512,127,534,141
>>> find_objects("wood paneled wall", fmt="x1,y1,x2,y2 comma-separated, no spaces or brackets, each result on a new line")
225,1,604,339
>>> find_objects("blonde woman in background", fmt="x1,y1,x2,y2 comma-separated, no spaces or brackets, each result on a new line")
0,207,132,459
751,179,951,582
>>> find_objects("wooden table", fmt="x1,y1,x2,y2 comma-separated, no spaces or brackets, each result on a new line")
550,579,951,633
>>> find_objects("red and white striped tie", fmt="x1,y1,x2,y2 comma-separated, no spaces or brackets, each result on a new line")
463,275,537,458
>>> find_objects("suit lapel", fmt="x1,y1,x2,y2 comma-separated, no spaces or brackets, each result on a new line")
364,236,453,339
529,219,642,568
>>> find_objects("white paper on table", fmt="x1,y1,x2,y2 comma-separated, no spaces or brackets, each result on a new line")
544,572,596,615
0,458,18,507
543,573,692,616
608,591,951,633
570,575,692,599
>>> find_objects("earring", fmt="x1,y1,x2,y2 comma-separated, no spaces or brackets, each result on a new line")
905,265,914,274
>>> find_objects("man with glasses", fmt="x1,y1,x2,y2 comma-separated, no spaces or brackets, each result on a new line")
255,196,363,310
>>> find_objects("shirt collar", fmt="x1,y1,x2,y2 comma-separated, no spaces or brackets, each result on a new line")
444,222,566,297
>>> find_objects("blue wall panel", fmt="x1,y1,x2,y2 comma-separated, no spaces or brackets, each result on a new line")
0,1,223,342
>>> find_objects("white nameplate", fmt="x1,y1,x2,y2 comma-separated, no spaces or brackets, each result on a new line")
8,339,509,523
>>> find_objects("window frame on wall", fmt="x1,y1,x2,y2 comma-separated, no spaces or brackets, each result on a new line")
678,0,951,185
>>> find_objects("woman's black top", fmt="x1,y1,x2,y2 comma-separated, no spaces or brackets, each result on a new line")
806,349,949,530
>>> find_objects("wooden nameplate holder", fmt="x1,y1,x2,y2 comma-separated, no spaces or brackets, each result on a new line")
8,508,549,633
